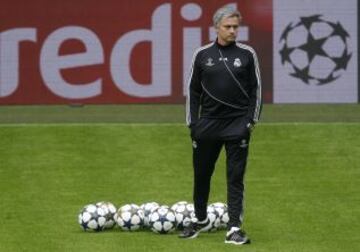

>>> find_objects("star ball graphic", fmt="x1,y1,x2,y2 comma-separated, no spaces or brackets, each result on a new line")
279,15,352,85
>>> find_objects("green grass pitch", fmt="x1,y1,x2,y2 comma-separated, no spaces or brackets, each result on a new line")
0,119,359,251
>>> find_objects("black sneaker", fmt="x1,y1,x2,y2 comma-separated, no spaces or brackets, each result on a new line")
178,218,211,239
225,227,251,245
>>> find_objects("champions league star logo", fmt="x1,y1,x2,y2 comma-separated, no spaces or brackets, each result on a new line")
205,58,215,66
279,15,352,85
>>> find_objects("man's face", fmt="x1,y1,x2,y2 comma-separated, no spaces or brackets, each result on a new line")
216,16,240,45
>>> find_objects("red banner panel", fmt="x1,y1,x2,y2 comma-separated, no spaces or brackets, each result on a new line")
0,0,272,104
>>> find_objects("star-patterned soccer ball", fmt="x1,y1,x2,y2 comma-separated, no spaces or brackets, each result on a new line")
95,201,117,229
209,202,229,229
171,201,195,230
140,202,160,227
78,204,107,232
149,206,176,234
279,14,352,85
203,205,221,232
114,204,144,231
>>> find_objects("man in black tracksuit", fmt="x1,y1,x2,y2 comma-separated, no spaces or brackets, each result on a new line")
179,6,262,245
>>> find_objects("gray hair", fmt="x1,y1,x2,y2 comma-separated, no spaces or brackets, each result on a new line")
213,6,242,28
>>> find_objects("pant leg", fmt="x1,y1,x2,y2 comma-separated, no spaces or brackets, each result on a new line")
192,139,223,221
224,134,250,228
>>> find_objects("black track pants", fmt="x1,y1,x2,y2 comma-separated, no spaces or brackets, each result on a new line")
191,117,250,228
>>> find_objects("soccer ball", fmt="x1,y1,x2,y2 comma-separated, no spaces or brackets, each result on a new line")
114,204,144,231
203,205,221,232
279,14,352,85
96,201,117,229
78,204,107,232
170,201,188,211
171,201,195,230
140,202,160,227
149,206,176,234
209,202,229,229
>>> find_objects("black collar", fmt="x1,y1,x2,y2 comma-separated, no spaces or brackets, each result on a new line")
215,38,236,49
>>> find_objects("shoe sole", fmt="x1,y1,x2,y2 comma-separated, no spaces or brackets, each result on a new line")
185,232,199,239
178,230,201,239
179,221,212,239
224,239,250,245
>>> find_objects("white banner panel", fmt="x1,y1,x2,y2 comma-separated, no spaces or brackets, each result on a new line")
273,0,358,103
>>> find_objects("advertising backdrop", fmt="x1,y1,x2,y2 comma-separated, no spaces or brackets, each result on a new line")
0,0,357,104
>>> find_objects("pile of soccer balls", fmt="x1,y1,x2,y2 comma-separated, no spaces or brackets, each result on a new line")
78,201,229,234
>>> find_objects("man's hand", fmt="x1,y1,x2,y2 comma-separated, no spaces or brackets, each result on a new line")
246,122,255,132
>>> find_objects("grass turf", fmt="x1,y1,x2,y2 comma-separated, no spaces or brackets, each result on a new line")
0,123,359,251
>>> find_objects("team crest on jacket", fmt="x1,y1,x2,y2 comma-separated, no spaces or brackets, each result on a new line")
234,58,242,67
205,58,215,66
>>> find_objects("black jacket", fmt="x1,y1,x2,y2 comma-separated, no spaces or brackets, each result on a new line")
186,40,262,127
